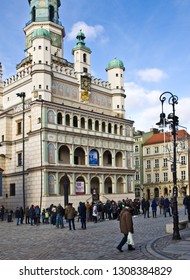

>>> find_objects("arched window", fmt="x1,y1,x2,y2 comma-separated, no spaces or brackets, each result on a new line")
108,123,112,133
49,5,54,22
88,119,92,130
83,53,87,63
32,7,36,22
114,124,117,134
120,125,123,135
95,120,99,131
102,122,106,132
73,116,78,127
65,114,70,126
57,112,62,124
81,117,85,129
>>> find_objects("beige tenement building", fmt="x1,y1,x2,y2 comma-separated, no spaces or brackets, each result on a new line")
0,0,135,210
142,129,190,202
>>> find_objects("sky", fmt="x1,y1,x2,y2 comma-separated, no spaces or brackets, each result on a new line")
1,0,190,133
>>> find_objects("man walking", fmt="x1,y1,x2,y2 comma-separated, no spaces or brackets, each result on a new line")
116,203,135,252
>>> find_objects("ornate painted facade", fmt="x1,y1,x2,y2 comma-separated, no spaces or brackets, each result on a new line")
0,0,135,210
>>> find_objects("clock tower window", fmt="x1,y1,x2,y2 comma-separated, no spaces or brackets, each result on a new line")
83,53,87,63
49,5,55,22
32,7,36,22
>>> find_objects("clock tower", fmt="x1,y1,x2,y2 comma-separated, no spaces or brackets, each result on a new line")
22,0,65,101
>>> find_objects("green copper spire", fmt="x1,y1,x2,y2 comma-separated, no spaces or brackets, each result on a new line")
106,58,125,71
72,30,91,54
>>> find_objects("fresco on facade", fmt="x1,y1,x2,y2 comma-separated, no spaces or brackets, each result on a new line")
52,81,112,109
52,82,78,100
48,143,55,163
90,92,112,109
47,110,55,124
48,174,55,194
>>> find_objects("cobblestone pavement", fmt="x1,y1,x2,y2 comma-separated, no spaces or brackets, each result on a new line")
0,206,189,260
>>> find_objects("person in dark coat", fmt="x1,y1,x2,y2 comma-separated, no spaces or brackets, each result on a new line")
56,204,65,228
151,198,157,218
29,205,35,225
0,205,5,221
15,207,21,225
144,198,150,218
186,195,190,222
20,207,24,224
25,206,30,224
164,196,172,217
116,204,135,252
78,202,87,229
141,197,145,215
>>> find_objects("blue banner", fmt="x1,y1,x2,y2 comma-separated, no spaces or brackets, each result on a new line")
89,150,98,165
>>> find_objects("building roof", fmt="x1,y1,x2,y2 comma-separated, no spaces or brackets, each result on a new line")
32,28,51,39
106,58,125,71
144,129,189,145
72,30,91,54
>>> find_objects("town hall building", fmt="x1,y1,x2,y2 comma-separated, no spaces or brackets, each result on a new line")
0,0,135,210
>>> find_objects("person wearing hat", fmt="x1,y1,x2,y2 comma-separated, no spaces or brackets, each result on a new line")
116,203,135,252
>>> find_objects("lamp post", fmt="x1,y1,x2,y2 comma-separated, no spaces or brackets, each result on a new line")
64,174,69,207
16,92,26,211
156,91,181,240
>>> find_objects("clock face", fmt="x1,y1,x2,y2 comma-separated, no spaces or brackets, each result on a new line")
81,76,91,91
39,1,46,7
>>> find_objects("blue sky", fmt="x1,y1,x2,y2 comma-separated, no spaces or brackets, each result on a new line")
1,0,190,133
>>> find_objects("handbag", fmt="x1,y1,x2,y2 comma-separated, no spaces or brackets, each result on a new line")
127,232,134,246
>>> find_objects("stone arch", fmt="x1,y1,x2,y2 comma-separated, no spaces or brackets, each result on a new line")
76,175,86,195
58,145,70,163
115,151,123,167
103,150,112,166
116,176,125,193
104,176,113,194
74,147,85,165
59,174,70,206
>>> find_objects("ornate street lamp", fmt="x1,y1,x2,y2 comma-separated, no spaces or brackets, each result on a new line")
156,91,181,240
16,92,26,211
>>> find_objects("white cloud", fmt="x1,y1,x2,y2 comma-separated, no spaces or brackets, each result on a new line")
67,21,105,41
137,68,168,82
124,81,190,133
125,82,163,131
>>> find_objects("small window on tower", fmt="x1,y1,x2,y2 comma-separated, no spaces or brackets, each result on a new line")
83,67,88,73
83,53,87,63
116,73,118,77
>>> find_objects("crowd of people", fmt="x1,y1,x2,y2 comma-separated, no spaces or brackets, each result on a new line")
1,194,190,228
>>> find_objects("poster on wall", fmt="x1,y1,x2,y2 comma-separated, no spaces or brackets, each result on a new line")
89,149,98,165
76,181,85,195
